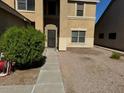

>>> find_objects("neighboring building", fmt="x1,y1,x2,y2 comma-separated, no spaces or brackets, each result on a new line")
0,1,31,34
95,0,124,51
2,0,99,51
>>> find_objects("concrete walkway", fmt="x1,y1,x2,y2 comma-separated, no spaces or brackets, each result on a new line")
0,48,65,93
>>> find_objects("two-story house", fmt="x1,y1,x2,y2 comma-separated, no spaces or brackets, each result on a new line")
2,0,99,51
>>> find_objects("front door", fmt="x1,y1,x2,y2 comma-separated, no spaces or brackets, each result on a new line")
48,30,56,48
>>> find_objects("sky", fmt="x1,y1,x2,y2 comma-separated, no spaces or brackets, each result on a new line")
96,0,111,22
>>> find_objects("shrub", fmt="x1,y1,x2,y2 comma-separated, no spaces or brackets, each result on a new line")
110,52,121,60
0,26,45,69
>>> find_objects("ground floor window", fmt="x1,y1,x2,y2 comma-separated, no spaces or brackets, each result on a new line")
99,33,104,39
109,33,116,39
72,31,85,43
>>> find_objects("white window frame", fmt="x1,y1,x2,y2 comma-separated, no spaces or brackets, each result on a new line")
75,2,86,17
16,0,35,12
68,2,96,20
71,28,86,43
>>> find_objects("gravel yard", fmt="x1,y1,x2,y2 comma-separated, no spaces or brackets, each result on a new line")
59,46,124,93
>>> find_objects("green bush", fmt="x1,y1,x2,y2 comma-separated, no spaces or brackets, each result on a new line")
0,26,45,69
110,52,121,60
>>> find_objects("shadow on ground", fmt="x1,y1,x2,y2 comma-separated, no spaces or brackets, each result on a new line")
15,56,47,70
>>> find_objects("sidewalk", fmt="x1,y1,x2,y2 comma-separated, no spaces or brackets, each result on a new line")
0,48,65,93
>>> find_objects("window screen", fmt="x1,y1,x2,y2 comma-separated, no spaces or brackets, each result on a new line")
77,2,84,16
72,31,85,43
17,0,35,11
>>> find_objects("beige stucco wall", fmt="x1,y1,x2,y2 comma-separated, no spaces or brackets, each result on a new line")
0,8,28,34
2,0,15,8
35,0,43,31
59,0,68,51
18,12,35,22
59,1,96,50
95,0,124,51
67,2,76,16
85,3,96,17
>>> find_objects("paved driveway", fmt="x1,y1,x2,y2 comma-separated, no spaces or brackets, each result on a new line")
59,47,124,93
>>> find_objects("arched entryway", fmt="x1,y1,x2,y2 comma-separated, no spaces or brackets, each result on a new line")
45,24,58,48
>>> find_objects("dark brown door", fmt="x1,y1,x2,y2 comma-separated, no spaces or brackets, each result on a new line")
48,30,56,48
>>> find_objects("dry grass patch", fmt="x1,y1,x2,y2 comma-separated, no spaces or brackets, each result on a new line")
0,68,40,86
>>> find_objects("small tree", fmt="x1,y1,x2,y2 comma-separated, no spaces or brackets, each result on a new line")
0,26,45,69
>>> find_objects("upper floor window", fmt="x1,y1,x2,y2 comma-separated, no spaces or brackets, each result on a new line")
76,2,84,16
17,0,35,11
72,31,85,43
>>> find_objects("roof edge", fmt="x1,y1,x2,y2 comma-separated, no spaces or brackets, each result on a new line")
0,1,31,23
96,0,115,25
